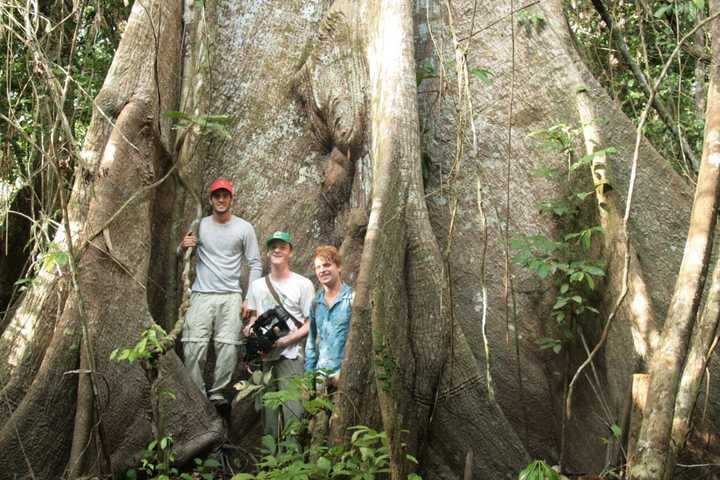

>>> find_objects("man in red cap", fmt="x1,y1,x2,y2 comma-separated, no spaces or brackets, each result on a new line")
179,178,262,408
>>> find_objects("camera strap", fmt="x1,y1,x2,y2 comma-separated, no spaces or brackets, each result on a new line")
264,276,303,328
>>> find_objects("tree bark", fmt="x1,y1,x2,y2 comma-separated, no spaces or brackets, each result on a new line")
626,374,649,477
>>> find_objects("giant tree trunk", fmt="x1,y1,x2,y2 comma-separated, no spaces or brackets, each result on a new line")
412,0,696,474
0,2,223,478
2,0,720,478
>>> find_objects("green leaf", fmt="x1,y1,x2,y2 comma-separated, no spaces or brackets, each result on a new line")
559,283,569,294
470,67,493,84
234,382,262,402
261,434,276,454
163,110,191,119
136,338,148,355
512,251,532,266
610,424,622,438
654,4,673,17
147,328,162,351
519,462,539,480
54,251,69,267
597,146,617,157
536,263,552,278
582,232,592,251
204,114,233,124
416,61,436,86
317,456,332,472
359,446,374,460
582,265,605,276
541,340,562,354
533,165,562,178
519,459,560,480
204,458,221,468
350,427,365,444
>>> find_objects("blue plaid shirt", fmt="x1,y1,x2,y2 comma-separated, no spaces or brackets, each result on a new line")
304,283,353,375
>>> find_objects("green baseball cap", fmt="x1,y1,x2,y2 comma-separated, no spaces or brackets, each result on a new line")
266,230,293,247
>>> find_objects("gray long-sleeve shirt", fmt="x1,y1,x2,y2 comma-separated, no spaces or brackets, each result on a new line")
192,215,262,295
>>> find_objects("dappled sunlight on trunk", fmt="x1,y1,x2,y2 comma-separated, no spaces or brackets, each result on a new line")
629,289,658,358
575,90,659,363
99,142,117,171
5,273,50,369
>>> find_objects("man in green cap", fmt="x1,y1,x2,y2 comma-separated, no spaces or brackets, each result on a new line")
244,231,314,440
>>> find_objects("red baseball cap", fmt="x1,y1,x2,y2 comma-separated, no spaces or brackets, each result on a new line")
209,178,233,195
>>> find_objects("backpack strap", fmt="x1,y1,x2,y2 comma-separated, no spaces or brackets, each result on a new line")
264,276,303,328
309,296,319,338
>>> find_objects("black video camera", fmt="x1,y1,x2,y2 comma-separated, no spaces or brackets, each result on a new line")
244,305,293,362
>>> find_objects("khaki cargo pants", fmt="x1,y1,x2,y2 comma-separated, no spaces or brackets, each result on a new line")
261,355,304,440
181,292,242,401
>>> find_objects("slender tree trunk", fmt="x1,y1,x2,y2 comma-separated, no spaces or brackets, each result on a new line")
695,8,708,116
630,6,720,479
669,253,720,469
668,4,720,469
